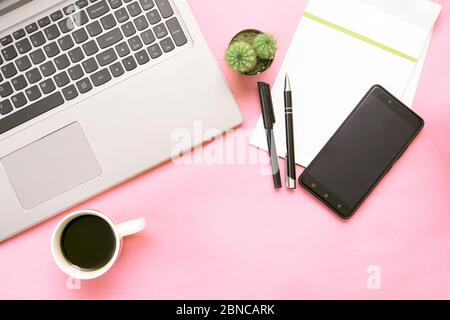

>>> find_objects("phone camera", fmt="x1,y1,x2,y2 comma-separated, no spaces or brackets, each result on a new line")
388,100,392,104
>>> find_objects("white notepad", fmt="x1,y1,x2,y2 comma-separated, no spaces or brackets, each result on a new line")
250,0,441,167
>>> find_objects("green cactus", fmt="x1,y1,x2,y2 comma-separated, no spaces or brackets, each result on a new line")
226,41,257,74
226,30,277,75
253,33,277,60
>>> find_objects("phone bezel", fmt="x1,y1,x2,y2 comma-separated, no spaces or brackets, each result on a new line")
299,85,424,219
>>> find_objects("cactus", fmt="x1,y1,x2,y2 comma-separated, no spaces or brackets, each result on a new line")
226,41,257,74
226,30,277,75
253,33,277,60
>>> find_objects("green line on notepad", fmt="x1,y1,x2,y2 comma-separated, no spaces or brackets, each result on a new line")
303,11,417,63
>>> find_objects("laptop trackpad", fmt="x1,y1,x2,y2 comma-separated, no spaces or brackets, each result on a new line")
1,122,102,210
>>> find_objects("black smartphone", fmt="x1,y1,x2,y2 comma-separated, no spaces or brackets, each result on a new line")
299,85,424,219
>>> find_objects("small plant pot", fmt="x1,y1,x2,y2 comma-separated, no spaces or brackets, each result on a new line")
228,29,276,76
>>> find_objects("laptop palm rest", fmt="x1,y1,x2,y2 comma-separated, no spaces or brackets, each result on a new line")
1,122,102,210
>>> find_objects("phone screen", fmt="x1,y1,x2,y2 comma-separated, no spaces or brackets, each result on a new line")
300,85,424,218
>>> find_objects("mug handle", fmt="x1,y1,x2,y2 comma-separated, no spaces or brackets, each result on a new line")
117,218,146,238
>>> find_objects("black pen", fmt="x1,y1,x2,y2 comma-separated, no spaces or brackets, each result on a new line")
258,82,282,189
284,74,296,189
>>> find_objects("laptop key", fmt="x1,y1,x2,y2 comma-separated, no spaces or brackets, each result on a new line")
0,92,64,135
153,23,168,39
39,78,56,94
90,68,112,87
140,29,155,45
115,41,130,57
127,2,142,17
62,84,78,100
146,9,161,25
155,0,173,18
87,0,110,19
11,75,27,91
25,23,39,34
101,14,117,30
128,35,143,51
147,42,162,59
13,29,26,40
68,64,85,80
134,15,149,31
121,22,136,37
30,48,46,64
58,35,75,51
68,47,85,63
87,21,103,37
50,10,64,21
135,49,149,65
0,99,13,115
115,8,129,23
44,25,60,40
82,57,99,73
82,40,99,56
63,4,77,15
97,28,123,49
58,17,75,34
1,62,17,79
25,85,42,101
38,17,51,28
40,60,57,77
122,55,137,71
140,0,154,10
96,48,117,66
11,92,27,108
54,71,70,87
2,45,18,61
160,37,174,53
0,35,13,46
16,38,32,54
1,63,17,79
108,0,122,9
43,42,60,58
72,29,89,44
73,10,90,27
54,54,70,70
76,77,93,93
30,31,47,47
25,68,42,84
166,17,187,46
75,0,89,9
109,61,124,77
16,56,32,72
0,82,13,98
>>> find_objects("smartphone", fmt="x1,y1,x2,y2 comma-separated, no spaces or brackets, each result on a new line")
299,85,424,219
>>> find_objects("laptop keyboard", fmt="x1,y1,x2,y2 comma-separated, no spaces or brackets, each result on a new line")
0,0,189,135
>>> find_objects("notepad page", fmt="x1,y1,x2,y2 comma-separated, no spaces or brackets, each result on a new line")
250,0,441,167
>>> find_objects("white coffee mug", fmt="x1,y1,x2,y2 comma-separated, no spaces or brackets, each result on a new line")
51,209,146,280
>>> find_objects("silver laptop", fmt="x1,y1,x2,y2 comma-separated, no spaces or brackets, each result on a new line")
0,0,242,242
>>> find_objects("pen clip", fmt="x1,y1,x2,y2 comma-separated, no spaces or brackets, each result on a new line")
258,82,275,129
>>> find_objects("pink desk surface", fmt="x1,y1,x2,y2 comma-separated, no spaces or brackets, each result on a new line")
1,0,449,300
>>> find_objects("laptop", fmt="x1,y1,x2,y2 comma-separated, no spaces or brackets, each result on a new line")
0,0,243,242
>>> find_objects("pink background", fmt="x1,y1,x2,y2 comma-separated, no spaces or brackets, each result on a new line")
1,0,449,299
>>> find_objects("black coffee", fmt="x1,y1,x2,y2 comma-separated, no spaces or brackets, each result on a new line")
61,215,116,270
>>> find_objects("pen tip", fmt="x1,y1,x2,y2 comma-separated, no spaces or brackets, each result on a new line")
285,73,291,91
